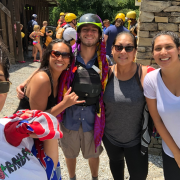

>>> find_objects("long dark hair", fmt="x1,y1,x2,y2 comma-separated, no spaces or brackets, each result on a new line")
40,39,74,69
0,47,10,80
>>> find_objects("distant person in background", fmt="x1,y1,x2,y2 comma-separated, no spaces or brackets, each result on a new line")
20,24,25,39
60,16,67,27
103,19,112,33
29,25,44,62
63,13,77,46
41,21,53,53
16,24,26,63
104,13,129,64
56,13,67,31
28,14,38,33
28,14,38,39
32,14,38,27
56,16,67,32
28,14,38,59
56,13,77,46
59,12,65,18
126,11,138,37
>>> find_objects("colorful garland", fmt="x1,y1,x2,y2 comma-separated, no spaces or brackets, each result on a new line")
94,40,108,150
57,40,109,151
56,59,75,121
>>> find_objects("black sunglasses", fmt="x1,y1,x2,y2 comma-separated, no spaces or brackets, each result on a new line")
114,45,134,52
51,50,70,59
0,81,11,94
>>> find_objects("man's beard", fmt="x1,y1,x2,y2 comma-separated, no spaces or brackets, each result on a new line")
81,38,99,47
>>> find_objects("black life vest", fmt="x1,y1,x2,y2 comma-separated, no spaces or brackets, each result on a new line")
71,59,102,108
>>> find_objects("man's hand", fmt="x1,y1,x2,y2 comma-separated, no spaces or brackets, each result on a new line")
62,87,85,108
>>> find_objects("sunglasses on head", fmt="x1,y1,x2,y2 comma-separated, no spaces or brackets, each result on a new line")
0,81,11,94
114,45,134,52
51,50,70,59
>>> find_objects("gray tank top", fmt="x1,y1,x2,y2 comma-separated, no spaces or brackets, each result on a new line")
103,64,145,148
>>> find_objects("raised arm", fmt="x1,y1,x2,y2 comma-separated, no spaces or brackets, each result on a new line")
27,71,85,116
29,31,34,40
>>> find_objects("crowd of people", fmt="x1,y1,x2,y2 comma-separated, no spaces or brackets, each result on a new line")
1,10,180,180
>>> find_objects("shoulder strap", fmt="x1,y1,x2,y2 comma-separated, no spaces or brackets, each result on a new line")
63,24,71,30
43,68,54,93
134,63,143,92
107,65,114,84
112,64,115,73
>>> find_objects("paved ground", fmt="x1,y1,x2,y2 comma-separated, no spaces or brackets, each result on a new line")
0,58,164,180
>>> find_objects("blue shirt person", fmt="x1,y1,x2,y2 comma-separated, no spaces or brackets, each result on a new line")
103,19,113,33
104,24,129,58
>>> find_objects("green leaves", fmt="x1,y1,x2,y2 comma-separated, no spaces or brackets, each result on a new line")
49,0,139,26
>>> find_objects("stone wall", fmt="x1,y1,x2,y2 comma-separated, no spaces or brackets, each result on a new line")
136,0,180,66
149,137,162,156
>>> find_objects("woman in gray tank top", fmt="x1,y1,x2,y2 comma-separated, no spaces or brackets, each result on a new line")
103,31,154,180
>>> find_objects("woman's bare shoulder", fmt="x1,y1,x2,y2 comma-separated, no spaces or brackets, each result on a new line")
30,71,50,85
26,70,51,99
142,65,148,73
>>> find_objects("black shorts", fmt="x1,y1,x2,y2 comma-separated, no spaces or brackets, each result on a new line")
162,149,180,180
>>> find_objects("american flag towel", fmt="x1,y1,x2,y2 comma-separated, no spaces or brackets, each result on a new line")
4,110,63,146
4,109,62,180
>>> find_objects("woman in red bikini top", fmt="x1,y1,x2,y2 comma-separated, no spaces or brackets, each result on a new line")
29,25,44,62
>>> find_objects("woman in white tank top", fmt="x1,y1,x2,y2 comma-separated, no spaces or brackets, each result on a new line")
144,31,180,180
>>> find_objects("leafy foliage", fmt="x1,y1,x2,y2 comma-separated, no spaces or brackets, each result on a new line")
49,0,139,26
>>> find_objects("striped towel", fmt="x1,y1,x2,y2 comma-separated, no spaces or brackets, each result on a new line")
4,110,63,146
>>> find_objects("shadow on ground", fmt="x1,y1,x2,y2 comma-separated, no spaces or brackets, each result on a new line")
10,50,41,73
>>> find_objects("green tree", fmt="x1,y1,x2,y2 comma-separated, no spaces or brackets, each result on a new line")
49,0,139,26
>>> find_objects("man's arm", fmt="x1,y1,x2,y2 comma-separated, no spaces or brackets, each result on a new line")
104,34,108,46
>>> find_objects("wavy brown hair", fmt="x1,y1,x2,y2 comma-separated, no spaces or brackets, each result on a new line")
40,39,74,70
